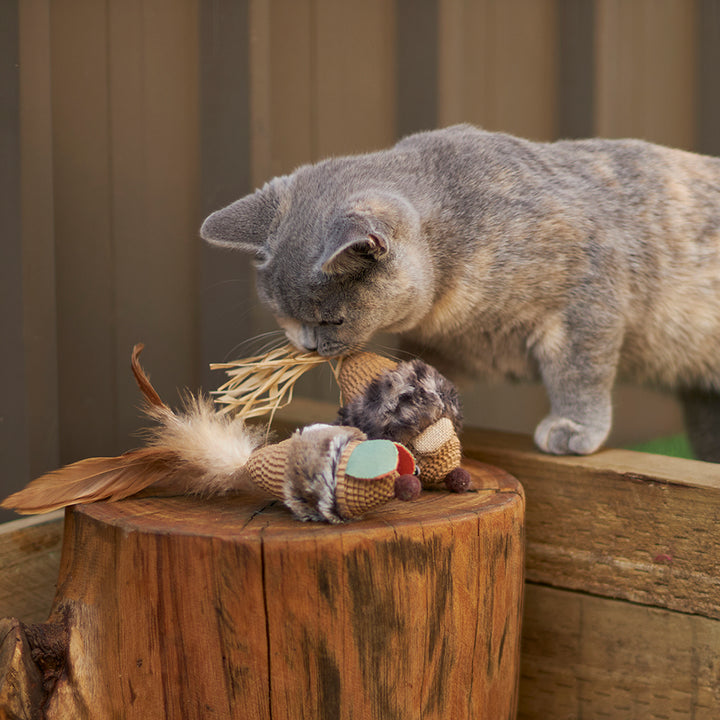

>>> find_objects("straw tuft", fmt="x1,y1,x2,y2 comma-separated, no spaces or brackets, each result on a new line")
211,345,343,421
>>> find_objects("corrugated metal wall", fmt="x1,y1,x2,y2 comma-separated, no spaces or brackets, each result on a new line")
3,0,720,517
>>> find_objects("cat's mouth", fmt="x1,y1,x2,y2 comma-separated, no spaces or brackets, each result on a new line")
315,340,358,358
285,334,360,358
277,317,363,357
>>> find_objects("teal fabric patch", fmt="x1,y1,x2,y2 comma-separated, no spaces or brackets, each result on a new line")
346,439,398,478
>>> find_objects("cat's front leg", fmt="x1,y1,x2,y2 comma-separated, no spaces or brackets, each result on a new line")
532,319,621,456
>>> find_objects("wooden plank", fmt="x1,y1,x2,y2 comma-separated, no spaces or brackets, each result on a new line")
396,0,438,137
485,0,558,140
107,0,151,451
199,0,265,390
463,427,720,619
19,0,60,482
437,0,468,127
200,0,252,208
266,0,313,179
697,0,720,156
556,0,595,139
0,512,64,623
50,0,116,462
247,0,286,357
519,583,720,720
595,0,697,149
438,0,558,140
250,0,274,185
108,0,200,448
463,383,686,451
0,0,30,523
313,0,397,158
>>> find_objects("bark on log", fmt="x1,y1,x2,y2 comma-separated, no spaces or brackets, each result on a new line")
0,618,44,720
1,459,524,720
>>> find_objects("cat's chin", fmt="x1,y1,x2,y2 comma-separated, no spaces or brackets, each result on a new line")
285,336,358,358
316,342,358,358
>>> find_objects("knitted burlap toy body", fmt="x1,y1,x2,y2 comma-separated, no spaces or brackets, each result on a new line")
243,424,419,522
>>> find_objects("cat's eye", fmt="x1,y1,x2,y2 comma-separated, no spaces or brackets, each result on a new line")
319,318,344,327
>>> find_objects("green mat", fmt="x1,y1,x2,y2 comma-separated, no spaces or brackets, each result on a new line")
628,434,694,459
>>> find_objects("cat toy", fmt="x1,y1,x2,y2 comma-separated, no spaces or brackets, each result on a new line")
2,342,474,521
335,352,471,492
213,347,471,493
1,345,422,523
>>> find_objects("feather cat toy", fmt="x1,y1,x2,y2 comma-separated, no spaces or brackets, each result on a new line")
212,347,472,492
1,345,422,523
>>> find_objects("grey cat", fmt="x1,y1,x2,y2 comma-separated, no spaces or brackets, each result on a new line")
201,124,720,461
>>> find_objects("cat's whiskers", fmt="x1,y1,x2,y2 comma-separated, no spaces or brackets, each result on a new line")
362,341,415,364
223,330,287,362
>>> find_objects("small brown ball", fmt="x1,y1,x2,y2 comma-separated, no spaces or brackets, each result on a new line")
444,467,471,493
394,474,422,501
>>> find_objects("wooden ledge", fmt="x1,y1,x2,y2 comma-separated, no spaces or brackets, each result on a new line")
462,426,720,620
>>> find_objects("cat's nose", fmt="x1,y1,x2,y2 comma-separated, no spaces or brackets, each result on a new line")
298,326,318,352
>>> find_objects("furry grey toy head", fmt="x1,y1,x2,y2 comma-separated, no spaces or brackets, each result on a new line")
336,359,462,446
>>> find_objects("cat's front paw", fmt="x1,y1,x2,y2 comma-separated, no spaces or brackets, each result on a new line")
534,415,608,455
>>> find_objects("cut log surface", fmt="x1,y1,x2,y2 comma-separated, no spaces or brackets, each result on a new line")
5,459,524,720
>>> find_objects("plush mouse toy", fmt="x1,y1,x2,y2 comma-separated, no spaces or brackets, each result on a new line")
247,423,419,522
336,351,471,493
1,346,421,523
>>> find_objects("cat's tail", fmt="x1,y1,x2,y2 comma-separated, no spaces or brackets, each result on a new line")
1,345,266,515
680,388,720,463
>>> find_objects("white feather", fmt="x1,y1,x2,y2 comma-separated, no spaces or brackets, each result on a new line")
146,397,266,495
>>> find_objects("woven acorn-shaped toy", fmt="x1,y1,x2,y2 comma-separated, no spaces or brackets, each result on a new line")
336,351,471,493
245,423,419,523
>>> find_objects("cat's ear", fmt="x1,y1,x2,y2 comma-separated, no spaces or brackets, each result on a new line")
200,181,283,256
321,214,390,275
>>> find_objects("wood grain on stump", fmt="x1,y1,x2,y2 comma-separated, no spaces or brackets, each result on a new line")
1,459,524,720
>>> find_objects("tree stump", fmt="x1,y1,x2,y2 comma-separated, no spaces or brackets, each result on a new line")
1,459,524,720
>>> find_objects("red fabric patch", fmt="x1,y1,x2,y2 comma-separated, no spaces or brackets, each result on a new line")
394,443,416,475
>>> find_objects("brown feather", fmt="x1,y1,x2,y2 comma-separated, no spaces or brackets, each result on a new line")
0,448,183,515
131,343,168,409
2,345,265,514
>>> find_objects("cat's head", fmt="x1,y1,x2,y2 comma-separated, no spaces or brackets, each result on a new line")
201,164,433,356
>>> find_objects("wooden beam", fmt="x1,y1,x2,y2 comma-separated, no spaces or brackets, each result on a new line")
697,0,720,156
595,0,697,149
198,0,265,391
0,0,31,523
463,427,720,619
519,583,720,719
556,0,595,139
50,0,116,463
396,0,438,137
19,0,60,482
